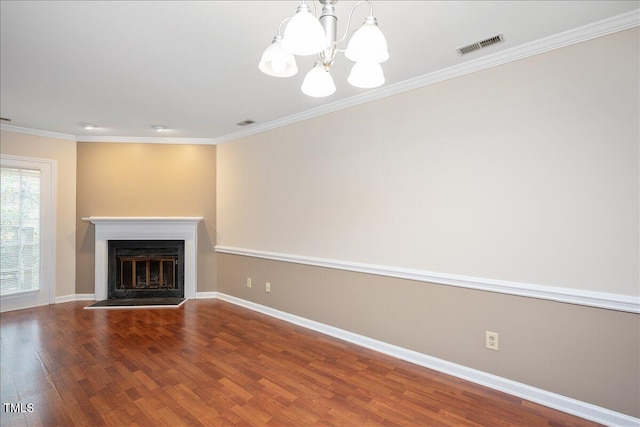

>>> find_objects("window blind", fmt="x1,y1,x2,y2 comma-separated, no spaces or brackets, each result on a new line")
1,167,41,296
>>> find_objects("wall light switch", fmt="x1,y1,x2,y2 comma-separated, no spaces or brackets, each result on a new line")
246,277,252,288
265,282,271,293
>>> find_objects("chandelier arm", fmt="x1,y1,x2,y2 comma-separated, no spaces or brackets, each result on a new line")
277,17,292,36
336,0,373,46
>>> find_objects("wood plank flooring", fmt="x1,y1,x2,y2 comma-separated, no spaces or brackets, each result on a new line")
1,300,602,426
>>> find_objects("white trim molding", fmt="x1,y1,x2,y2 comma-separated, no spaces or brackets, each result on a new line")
0,124,216,145
55,294,96,304
196,291,219,299
83,217,203,301
77,136,217,145
215,246,640,314
214,292,639,427
0,124,76,141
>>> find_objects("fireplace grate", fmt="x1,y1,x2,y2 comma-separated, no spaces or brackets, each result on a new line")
108,240,185,299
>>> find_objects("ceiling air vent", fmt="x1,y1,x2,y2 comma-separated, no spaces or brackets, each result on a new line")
236,119,255,126
457,33,504,56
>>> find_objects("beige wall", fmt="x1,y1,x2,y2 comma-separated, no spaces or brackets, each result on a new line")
218,253,639,417
217,28,639,297
0,130,77,298
76,142,216,294
216,28,640,417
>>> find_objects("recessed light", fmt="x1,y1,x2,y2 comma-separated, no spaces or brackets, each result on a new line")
152,125,168,132
236,119,256,127
80,122,97,130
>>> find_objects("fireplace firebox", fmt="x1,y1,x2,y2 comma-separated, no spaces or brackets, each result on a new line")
108,240,185,299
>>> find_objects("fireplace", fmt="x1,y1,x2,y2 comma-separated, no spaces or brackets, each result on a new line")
108,240,185,299
83,217,202,301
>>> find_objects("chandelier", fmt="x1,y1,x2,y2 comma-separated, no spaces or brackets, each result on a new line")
258,0,389,97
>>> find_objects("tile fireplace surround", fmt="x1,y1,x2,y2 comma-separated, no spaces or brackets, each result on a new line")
82,217,203,301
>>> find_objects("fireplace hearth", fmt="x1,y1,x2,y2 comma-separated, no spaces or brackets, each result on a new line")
108,240,184,299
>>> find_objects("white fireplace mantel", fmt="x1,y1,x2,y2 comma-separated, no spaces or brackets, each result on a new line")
83,217,203,301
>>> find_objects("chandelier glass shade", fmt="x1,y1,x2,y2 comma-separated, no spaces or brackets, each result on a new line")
347,61,384,88
258,0,388,97
281,4,328,56
258,36,298,77
344,16,389,63
301,63,337,97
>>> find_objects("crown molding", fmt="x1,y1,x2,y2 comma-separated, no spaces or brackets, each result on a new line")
214,9,639,144
0,124,76,141
0,124,218,144
77,136,218,144
2,10,637,145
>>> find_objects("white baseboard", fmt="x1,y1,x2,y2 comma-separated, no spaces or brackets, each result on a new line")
55,294,95,303
214,292,639,427
196,291,218,299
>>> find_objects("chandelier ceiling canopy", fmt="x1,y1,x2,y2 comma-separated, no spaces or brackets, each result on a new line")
259,0,389,97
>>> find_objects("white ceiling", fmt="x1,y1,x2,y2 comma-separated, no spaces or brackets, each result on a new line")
1,1,638,142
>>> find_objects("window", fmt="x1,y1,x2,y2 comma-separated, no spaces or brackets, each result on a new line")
0,155,55,312
1,167,41,296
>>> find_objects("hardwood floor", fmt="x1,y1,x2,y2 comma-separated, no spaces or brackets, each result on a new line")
1,299,601,426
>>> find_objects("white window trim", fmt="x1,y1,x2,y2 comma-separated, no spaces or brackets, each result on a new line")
1,154,56,312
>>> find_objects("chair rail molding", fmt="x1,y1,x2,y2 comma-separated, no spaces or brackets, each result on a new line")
215,246,640,314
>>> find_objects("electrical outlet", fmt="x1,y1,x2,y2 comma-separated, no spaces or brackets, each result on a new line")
246,277,252,288
265,282,271,293
486,331,499,350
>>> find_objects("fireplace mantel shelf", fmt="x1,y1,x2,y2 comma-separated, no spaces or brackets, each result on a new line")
83,217,203,224
84,217,202,300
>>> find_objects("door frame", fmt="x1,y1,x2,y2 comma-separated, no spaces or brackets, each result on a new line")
0,154,56,312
